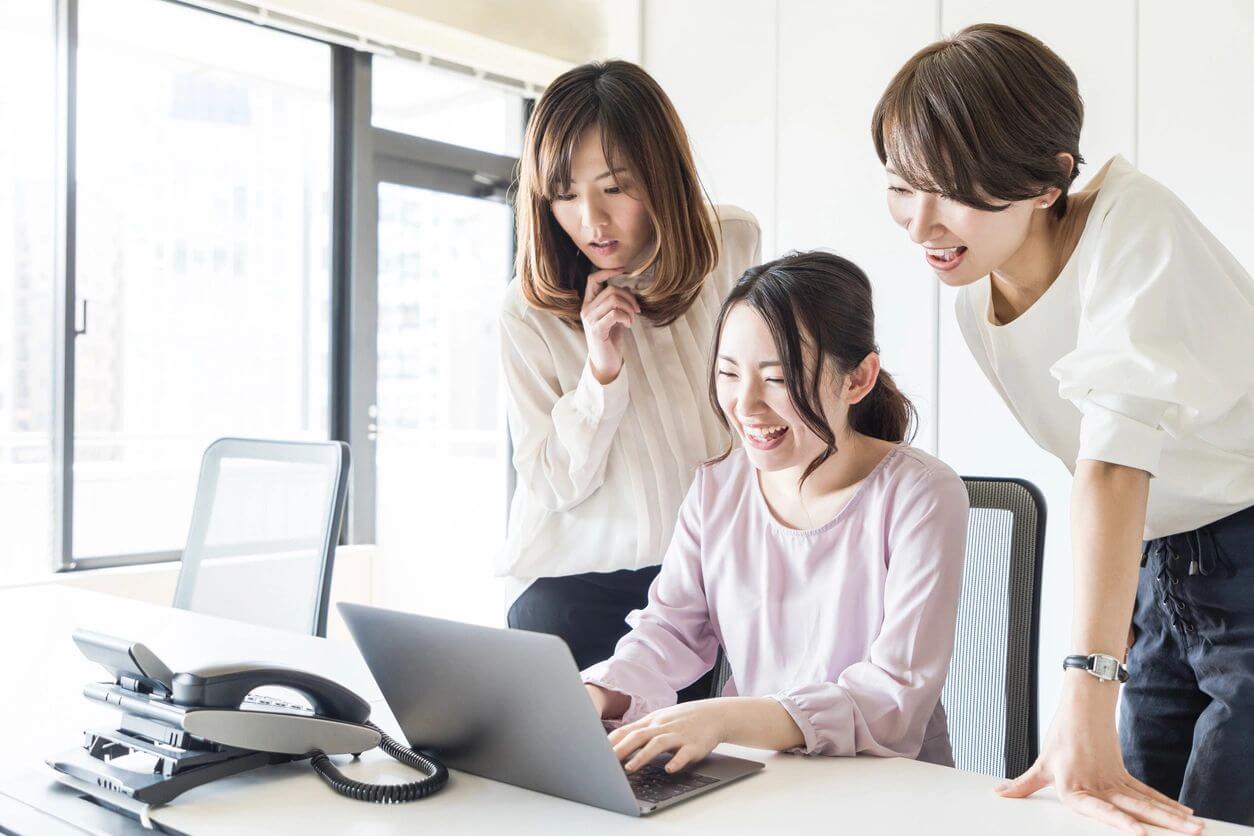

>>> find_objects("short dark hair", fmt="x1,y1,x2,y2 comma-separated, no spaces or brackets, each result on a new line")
871,23,1085,220
707,251,916,486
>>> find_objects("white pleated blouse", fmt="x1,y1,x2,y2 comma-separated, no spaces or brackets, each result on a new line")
498,206,761,596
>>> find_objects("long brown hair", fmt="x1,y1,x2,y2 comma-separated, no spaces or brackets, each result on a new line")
708,251,916,486
872,23,1084,221
514,60,718,327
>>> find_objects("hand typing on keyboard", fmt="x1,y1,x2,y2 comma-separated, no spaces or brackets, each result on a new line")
607,699,728,774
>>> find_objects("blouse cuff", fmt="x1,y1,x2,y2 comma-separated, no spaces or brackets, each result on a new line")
770,692,845,756
581,674,651,725
1076,396,1167,477
572,358,630,423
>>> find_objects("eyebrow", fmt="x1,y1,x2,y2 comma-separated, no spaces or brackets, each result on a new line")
595,167,627,181
718,355,782,368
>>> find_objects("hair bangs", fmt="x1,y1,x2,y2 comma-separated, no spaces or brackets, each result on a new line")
876,85,1012,214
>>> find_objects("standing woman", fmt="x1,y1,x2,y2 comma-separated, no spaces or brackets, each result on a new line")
500,61,761,673
873,24,1254,832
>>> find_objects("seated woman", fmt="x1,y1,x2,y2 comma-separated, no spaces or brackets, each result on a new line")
582,250,970,772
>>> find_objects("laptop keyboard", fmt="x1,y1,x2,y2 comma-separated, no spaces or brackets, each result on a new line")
626,763,719,804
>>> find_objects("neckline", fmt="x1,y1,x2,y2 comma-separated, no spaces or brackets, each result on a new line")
751,443,904,536
981,155,1125,330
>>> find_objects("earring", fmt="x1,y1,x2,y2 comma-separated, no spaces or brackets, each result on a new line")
1039,201,1050,208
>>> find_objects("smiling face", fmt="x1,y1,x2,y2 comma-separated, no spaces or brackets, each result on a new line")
548,126,656,274
884,167,1050,287
714,302,848,475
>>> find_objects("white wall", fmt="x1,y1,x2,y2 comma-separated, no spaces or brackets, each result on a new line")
639,0,1254,746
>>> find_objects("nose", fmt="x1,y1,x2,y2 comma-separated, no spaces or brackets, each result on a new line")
906,192,944,245
735,374,768,414
580,193,610,231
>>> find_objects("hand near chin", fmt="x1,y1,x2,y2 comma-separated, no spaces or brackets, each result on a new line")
581,268,640,385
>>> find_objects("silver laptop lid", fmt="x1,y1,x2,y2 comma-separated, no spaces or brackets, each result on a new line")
338,602,642,816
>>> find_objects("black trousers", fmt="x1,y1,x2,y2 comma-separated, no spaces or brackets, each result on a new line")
507,565,713,702
1121,503,1254,826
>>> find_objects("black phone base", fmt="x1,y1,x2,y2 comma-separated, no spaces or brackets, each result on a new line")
52,726,297,807
49,630,448,817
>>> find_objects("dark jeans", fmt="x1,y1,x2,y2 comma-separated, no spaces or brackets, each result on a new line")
507,565,714,703
1121,503,1254,826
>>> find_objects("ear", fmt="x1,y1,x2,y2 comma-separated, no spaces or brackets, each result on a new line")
1038,152,1076,209
845,352,881,406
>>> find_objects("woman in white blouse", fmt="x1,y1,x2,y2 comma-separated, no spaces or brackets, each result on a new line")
874,24,1253,832
500,60,760,676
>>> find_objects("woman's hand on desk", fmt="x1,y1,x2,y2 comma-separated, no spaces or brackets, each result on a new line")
608,697,804,773
996,674,1204,835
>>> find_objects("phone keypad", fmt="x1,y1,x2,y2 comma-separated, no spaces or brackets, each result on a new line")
242,693,313,715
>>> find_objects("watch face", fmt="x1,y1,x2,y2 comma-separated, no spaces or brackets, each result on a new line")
1092,655,1120,681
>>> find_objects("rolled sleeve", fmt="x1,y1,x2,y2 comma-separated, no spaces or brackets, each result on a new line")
1077,393,1169,476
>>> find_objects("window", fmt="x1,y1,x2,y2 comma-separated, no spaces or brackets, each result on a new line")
374,184,512,626
0,1,57,582
3,0,526,631
71,0,333,560
372,54,524,157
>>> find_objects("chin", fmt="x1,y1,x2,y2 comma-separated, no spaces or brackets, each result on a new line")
744,448,796,472
934,268,985,288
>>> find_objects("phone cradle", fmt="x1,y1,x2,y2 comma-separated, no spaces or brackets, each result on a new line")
51,691,300,807
46,630,420,816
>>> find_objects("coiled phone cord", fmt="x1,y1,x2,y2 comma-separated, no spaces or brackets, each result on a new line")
309,721,449,803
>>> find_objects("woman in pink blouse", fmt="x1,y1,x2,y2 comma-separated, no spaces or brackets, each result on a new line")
582,250,970,773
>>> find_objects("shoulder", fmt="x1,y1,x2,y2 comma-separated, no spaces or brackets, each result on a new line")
692,448,754,508
501,276,563,332
880,446,969,512
501,276,529,319
711,204,761,251
1090,156,1202,246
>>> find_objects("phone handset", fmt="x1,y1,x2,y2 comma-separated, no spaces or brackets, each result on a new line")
174,663,448,803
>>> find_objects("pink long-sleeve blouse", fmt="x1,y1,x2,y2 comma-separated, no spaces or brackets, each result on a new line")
581,444,970,765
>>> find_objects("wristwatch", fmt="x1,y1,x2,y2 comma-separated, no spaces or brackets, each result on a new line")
1063,653,1129,683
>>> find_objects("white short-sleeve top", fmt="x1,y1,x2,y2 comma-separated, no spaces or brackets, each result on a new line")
956,156,1254,539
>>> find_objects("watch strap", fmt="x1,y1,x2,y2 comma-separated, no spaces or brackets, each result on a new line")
1063,653,1129,683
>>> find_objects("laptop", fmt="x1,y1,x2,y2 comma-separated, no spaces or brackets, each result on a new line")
338,602,764,816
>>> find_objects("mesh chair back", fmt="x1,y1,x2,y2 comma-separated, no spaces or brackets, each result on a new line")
943,477,1045,779
172,438,350,636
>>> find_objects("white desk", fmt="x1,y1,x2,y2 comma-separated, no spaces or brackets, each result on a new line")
0,586,1246,835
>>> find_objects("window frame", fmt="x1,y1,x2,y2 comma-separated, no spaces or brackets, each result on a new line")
43,0,526,571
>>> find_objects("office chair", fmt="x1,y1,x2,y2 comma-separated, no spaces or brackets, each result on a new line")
944,477,1046,779
172,438,351,637
709,476,1045,780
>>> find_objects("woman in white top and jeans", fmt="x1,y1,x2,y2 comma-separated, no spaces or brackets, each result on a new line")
500,60,760,678
875,24,1254,832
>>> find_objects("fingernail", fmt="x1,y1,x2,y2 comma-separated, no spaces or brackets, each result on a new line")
994,782,1009,792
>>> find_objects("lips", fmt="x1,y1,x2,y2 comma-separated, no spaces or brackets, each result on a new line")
924,245,967,272
588,240,620,257
742,423,789,451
